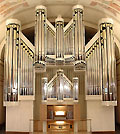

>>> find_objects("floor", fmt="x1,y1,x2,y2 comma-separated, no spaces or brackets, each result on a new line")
0,124,120,134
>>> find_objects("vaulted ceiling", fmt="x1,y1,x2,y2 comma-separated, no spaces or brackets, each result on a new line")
0,0,120,44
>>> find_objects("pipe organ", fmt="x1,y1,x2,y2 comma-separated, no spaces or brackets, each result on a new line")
3,5,117,106
3,4,118,134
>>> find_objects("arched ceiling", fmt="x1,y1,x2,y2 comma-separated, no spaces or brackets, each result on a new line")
0,0,120,44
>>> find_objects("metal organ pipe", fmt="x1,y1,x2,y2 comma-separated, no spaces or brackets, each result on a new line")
99,18,117,101
73,5,85,67
20,41,34,96
86,40,101,95
35,5,47,65
64,24,74,55
55,15,64,63
42,78,48,100
73,77,79,100
4,19,20,101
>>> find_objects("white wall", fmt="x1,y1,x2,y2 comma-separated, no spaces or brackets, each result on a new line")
87,100,115,132
6,101,33,132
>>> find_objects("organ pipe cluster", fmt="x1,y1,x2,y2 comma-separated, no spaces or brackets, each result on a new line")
86,40,101,95
4,19,35,102
34,5,86,69
19,41,34,96
42,70,78,101
64,24,74,55
99,18,117,101
46,25,56,55
55,16,64,63
34,5,47,66
73,5,85,67
42,77,48,100
4,19,20,101
73,77,79,100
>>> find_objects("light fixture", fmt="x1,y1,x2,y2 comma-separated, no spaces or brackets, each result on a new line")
55,111,65,116
56,121,64,124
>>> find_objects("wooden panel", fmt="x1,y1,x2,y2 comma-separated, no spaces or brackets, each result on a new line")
74,104,80,120
40,104,47,121
33,120,43,132
47,120,74,132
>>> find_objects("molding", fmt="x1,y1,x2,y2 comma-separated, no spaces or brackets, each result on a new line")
6,132,29,134
92,131,115,134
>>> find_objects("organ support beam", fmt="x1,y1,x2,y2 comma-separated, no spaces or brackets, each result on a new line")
73,5,85,70
55,15,64,64
99,18,117,101
34,5,47,70
4,19,21,102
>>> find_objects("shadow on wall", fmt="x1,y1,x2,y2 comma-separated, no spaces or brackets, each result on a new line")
0,45,5,129
115,43,120,126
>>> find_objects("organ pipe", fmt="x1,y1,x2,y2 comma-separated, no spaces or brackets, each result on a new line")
73,5,85,65
99,18,117,101
34,5,47,65
57,70,64,100
20,41,34,96
64,24,74,55
73,77,79,100
46,25,56,55
86,40,101,95
4,19,20,101
42,78,48,100
55,15,64,63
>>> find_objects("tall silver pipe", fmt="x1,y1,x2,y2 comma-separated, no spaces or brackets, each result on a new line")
73,77,79,100
99,18,116,101
35,5,47,64
73,5,85,61
5,19,20,101
42,78,48,100
55,15,64,63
